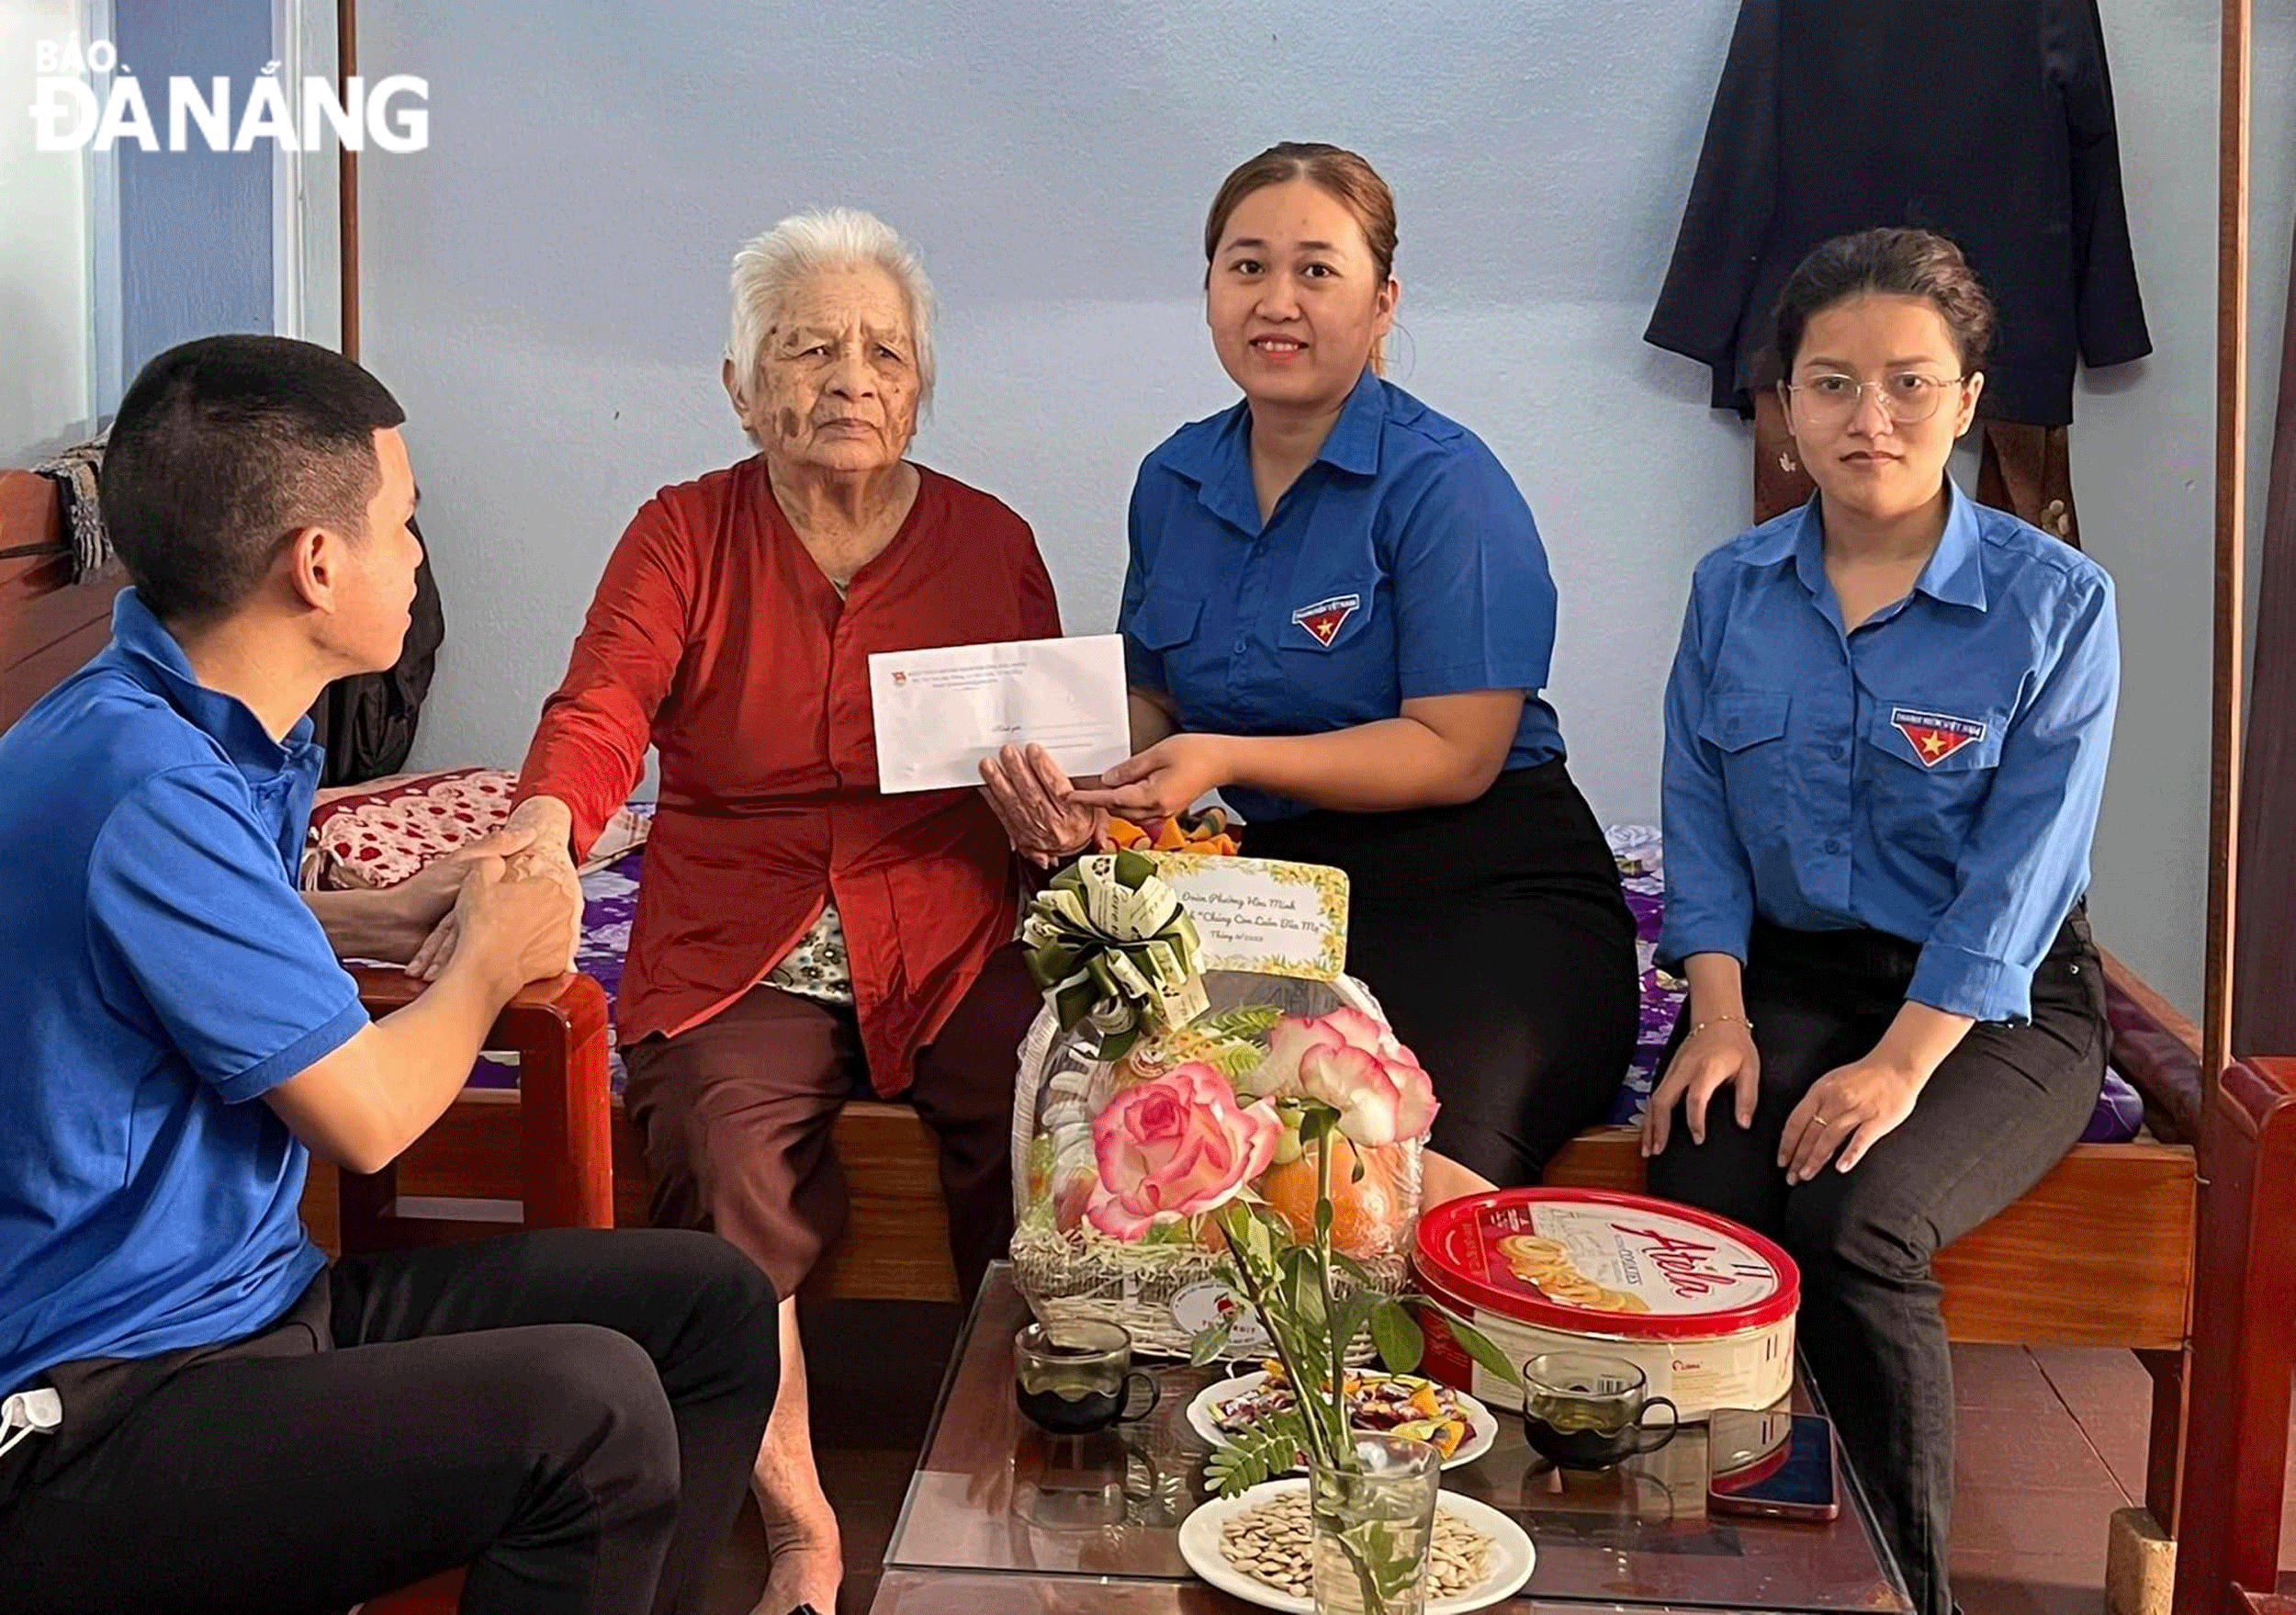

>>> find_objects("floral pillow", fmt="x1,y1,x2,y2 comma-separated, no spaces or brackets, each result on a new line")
300,768,648,890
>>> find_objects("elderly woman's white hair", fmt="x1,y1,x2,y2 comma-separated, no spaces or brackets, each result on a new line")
726,207,938,412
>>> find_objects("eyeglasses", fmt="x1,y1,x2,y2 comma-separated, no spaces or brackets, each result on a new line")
1787,372,1969,425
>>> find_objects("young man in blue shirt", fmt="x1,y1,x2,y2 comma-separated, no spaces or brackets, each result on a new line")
0,336,780,1614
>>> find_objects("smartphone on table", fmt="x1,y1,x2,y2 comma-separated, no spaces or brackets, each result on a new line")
1706,1408,1839,1522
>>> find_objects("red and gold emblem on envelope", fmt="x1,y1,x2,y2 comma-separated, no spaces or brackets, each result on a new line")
1290,593,1361,648
1889,706,1986,767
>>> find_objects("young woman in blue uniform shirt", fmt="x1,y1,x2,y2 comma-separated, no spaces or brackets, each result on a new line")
1643,229,2119,1615
985,143,1638,1185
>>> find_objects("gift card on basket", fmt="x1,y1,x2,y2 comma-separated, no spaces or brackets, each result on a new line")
1144,854,1350,981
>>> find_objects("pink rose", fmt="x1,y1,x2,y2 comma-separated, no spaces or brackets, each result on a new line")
1086,1063,1282,1240
1253,1008,1441,1148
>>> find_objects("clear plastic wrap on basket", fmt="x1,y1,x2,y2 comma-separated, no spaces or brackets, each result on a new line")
1008,967,1424,1360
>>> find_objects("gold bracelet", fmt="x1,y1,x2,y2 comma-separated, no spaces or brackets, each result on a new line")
1689,1012,1753,1039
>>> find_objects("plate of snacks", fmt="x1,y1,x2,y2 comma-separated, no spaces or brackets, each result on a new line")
1187,1364,1498,1471
1177,1478,1534,1613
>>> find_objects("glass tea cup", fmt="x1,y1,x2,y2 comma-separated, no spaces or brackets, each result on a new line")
1013,1319,1161,1437
1519,1350,1680,1471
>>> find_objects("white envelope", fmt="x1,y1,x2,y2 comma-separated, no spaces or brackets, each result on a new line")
869,634,1131,795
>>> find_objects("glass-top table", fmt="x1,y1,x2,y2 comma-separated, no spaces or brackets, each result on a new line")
874,1264,1909,1614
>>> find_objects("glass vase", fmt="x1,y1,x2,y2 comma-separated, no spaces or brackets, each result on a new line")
1308,1433,1441,1615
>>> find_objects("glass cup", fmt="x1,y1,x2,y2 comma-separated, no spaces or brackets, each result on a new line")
1519,1350,1680,1471
1013,1319,1160,1436
1310,1432,1444,1615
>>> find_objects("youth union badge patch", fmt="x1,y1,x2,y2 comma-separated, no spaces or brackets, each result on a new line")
1290,593,1361,648
1889,706,1986,767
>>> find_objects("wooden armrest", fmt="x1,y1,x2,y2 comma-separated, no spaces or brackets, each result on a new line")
2171,1056,2296,1607
2099,947,2205,1143
350,966,607,1049
342,968,615,1237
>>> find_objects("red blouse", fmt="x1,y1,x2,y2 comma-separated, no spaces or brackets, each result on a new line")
517,458,1061,1094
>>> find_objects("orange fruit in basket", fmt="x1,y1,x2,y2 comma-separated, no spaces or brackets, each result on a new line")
1258,1138,1401,1260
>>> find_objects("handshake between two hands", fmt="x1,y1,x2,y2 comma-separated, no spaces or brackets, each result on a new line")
391,810,584,990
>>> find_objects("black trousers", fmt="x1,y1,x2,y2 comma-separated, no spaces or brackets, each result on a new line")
0,1228,778,1615
1244,760,1640,1184
1647,914,2107,1615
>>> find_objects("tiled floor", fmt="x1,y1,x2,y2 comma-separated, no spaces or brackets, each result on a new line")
1951,1344,2154,1615
708,1310,2280,1615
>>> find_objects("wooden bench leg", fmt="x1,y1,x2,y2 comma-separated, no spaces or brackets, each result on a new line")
2139,1346,2189,1534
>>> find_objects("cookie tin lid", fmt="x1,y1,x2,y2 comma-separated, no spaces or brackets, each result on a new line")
1413,1188,1799,1341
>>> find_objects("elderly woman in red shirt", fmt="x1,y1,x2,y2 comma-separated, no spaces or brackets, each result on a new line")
491,209,1053,1615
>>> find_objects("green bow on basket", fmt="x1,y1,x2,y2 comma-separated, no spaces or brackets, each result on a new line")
1023,850,1209,1059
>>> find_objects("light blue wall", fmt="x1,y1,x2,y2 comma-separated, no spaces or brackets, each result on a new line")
0,0,94,461
324,0,2296,1018
113,0,274,388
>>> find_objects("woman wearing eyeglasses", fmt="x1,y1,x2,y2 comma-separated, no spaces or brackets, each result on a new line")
1641,228,2119,1615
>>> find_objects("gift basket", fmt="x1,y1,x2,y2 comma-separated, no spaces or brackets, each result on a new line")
1008,849,1427,1359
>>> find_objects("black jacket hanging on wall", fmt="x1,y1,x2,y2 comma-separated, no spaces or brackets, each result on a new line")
308,514,445,785
1644,0,2151,426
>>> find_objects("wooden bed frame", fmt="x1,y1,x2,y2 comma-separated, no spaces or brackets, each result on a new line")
2173,1055,2296,1615
1,463,2276,1584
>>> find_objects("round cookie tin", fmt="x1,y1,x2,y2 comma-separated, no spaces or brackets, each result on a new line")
1412,1188,1799,1422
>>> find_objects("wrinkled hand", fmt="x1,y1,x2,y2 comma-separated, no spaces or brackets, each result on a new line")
445,855,586,990
978,743,1104,868
1641,1021,1760,1158
1778,1056,1926,1183
1068,734,1231,823
512,845,586,967
392,825,541,940
409,841,581,982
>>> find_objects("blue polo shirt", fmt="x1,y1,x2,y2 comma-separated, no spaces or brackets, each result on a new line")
1119,368,1566,822
0,591,359,1395
1657,481,2120,1023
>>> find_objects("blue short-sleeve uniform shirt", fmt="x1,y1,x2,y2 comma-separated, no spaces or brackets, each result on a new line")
1657,482,2120,1024
1119,368,1567,822
0,591,364,1394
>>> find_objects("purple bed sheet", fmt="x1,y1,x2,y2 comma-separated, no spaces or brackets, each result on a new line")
470,813,2144,1145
